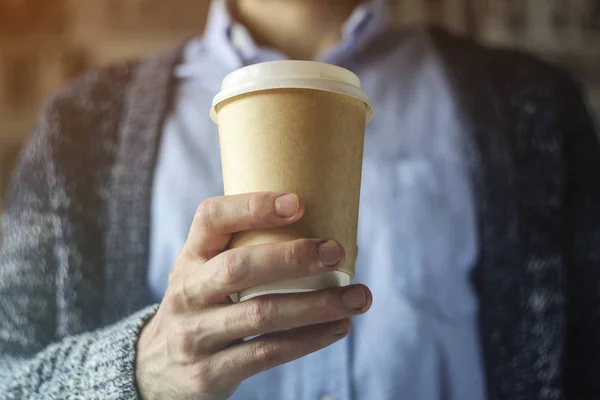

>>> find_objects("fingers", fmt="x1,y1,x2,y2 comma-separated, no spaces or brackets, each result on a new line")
184,238,345,303
204,285,372,350
163,286,371,357
161,285,373,370
184,192,304,260
212,319,351,385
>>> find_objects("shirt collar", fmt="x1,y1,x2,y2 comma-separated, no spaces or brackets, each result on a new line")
202,0,390,68
343,0,389,42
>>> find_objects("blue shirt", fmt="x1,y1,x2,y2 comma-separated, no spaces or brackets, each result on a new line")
149,1,486,399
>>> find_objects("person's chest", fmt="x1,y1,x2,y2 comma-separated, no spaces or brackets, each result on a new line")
150,36,484,400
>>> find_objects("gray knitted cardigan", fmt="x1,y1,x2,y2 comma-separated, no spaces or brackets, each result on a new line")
1,29,599,400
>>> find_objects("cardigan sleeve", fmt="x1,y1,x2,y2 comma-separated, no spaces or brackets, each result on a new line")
0,90,158,399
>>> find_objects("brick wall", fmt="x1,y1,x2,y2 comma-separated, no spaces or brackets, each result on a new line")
1,0,599,211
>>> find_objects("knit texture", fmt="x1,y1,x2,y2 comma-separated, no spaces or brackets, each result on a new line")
0,47,180,399
0,29,599,399
431,30,600,400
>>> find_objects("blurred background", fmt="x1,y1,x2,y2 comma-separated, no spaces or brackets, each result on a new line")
0,0,599,213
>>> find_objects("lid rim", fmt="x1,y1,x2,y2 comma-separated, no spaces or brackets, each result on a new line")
210,77,374,122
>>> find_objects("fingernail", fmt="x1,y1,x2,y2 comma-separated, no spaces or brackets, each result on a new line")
342,287,366,310
275,194,299,218
331,320,349,336
318,240,343,266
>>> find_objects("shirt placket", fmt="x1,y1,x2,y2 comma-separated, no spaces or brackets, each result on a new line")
220,3,380,400
303,337,352,400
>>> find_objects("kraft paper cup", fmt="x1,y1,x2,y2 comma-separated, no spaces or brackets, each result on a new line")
211,61,373,302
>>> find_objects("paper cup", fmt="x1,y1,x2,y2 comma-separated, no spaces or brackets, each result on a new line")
211,61,372,302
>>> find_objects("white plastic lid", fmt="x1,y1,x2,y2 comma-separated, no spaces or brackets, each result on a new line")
210,60,373,122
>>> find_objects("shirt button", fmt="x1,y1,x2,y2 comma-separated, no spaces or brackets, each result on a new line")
320,395,336,400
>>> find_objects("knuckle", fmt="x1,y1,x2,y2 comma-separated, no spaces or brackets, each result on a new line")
220,309,238,333
315,292,338,319
163,281,190,313
179,330,196,356
253,340,281,366
216,251,247,286
246,194,263,220
284,239,312,269
189,362,214,392
168,320,196,360
195,198,220,229
245,298,273,330
161,273,192,314
284,241,300,267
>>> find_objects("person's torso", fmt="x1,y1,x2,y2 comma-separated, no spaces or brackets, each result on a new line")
149,1,485,399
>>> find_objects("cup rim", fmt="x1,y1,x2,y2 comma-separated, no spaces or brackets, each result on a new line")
210,61,374,122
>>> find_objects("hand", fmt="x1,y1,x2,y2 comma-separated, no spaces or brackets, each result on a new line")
136,192,372,400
